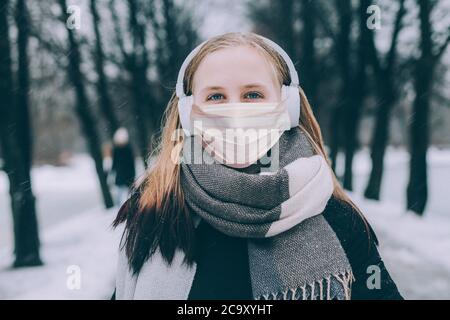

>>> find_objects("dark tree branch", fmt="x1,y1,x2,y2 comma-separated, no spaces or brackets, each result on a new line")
386,0,407,72
58,0,114,209
90,0,120,135
313,0,338,44
109,0,129,62
434,27,450,61
29,26,66,56
128,0,149,70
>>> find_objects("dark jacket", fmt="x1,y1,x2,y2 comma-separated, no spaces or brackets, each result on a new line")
112,144,136,187
112,195,403,300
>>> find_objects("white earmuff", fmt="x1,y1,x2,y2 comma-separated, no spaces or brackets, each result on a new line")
178,95,194,135
176,34,301,135
281,85,301,129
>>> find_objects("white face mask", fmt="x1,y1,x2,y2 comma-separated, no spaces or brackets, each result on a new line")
190,100,291,168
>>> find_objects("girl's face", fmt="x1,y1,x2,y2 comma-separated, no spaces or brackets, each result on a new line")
192,45,281,106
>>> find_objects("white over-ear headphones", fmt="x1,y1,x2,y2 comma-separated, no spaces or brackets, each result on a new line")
175,34,300,135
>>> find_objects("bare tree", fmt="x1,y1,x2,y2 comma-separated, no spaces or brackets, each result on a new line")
0,0,42,267
109,0,153,165
317,0,352,173
315,0,372,190
15,0,33,171
247,0,323,113
341,0,372,191
149,0,200,104
108,0,200,165
300,0,319,111
58,0,114,208
407,0,450,215
90,0,120,137
365,0,406,200
248,0,297,58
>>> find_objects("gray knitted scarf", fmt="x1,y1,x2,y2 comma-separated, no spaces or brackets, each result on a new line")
115,127,354,300
180,127,353,300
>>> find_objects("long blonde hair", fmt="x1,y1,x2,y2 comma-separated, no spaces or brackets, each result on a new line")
114,32,364,273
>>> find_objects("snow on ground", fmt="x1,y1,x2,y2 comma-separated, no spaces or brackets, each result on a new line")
0,155,123,299
0,148,449,299
347,146,450,299
350,194,450,299
0,155,103,251
0,207,122,299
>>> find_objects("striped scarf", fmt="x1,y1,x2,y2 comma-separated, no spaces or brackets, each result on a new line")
115,127,354,300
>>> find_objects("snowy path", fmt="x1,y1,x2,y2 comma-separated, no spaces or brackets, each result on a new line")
0,207,122,299
352,195,450,299
0,156,103,251
348,147,450,299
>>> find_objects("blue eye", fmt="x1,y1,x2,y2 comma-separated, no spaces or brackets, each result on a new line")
244,91,263,99
206,93,224,101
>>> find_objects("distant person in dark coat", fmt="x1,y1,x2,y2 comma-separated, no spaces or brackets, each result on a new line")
112,128,136,206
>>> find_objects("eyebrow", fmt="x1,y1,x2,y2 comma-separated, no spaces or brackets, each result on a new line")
241,83,267,89
200,83,267,95
201,86,224,94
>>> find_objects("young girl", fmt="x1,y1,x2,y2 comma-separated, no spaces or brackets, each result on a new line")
112,32,403,300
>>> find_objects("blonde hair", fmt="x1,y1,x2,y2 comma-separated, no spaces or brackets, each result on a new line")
115,32,365,272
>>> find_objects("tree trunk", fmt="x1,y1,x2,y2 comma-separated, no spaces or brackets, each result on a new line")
109,0,151,165
279,0,295,58
364,0,405,200
0,0,42,267
154,0,199,116
161,0,180,83
342,0,370,191
128,0,153,164
407,70,431,214
407,0,435,215
329,0,352,174
59,0,114,209
328,105,343,173
90,0,120,136
111,0,154,165
300,0,318,111
15,0,32,171
364,85,395,200
129,63,152,164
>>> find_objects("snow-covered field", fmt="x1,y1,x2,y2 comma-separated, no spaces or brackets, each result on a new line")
0,156,103,251
0,156,123,299
352,194,450,299
0,148,449,299
345,147,450,299
0,207,122,299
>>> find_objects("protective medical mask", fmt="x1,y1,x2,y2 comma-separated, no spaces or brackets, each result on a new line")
189,99,291,168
